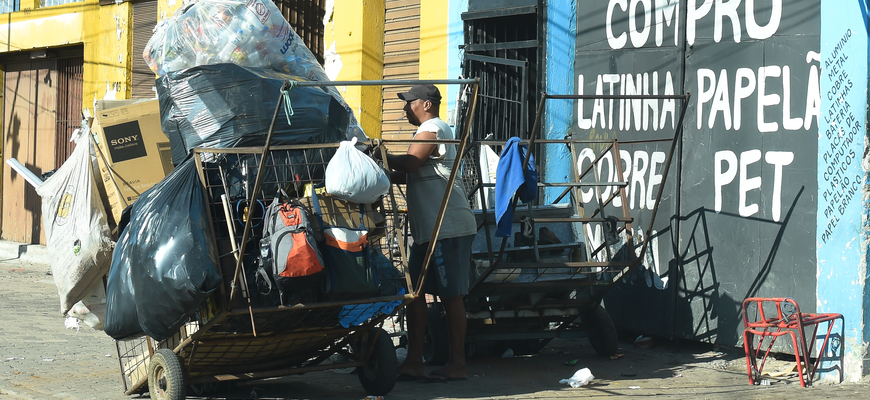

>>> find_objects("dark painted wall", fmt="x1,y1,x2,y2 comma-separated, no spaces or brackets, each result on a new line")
573,0,820,346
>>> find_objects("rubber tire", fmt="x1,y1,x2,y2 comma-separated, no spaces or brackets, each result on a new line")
423,304,449,366
357,328,398,396
148,348,186,400
586,304,619,357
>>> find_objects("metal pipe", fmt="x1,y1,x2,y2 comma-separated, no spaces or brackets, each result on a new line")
229,81,289,306
6,158,43,189
415,81,481,296
634,93,692,263
546,94,689,100
522,94,548,170
291,79,479,87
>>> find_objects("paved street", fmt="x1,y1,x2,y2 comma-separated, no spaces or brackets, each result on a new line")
3,255,870,400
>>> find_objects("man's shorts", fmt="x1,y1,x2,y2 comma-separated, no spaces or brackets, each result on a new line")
407,234,475,298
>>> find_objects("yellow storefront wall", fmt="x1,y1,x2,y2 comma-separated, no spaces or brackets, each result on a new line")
419,0,448,118
328,0,449,138
327,0,385,138
0,0,132,236
0,0,451,139
0,0,131,116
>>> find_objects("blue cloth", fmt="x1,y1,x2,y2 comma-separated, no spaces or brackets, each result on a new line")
338,288,405,328
495,137,538,237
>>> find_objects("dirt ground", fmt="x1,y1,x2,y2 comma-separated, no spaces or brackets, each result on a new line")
203,334,870,400
4,259,870,400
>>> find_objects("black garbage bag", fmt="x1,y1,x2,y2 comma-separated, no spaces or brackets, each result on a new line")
104,157,222,340
157,63,350,164
104,242,139,339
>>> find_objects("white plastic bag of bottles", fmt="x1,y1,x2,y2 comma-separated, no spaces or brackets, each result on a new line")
143,0,365,141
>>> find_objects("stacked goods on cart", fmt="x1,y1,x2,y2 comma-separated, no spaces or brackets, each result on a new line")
34,126,114,330
156,63,349,164
222,150,400,310
101,0,394,341
143,0,365,142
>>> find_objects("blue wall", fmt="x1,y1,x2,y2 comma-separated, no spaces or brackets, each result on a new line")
447,0,468,126
818,0,869,380
543,0,576,203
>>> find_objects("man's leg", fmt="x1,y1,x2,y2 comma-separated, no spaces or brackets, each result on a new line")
430,294,468,379
397,296,427,377
398,241,429,378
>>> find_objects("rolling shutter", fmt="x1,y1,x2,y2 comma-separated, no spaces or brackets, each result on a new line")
132,0,158,99
381,0,420,141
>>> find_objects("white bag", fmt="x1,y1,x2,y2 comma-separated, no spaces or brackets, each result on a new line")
325,137,389,204
35,130,114,321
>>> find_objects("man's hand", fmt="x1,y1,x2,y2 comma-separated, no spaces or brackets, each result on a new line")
373,145,385,161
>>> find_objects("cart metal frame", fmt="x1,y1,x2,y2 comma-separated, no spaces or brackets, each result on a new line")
422,92,691,360
114,78,480,399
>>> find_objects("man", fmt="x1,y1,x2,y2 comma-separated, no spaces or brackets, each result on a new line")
380,84,477,381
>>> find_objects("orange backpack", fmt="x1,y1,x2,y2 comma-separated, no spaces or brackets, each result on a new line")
260,198,325,305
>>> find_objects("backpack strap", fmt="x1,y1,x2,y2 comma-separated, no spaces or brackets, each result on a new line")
310,183,328,237
255,264,273,295
357,203,367,230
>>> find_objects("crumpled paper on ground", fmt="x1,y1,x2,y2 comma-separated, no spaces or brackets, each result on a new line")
560,367,594,387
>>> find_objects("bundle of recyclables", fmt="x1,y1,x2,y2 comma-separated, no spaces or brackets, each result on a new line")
143,0,365,142
102,0,402,341
249,140,397,309
103,138,403,340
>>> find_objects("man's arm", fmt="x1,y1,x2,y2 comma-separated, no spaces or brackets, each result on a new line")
385,130,437,174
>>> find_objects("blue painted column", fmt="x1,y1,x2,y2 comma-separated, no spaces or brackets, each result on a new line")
817,0,869,381
543,0,576,204
446,0,468,127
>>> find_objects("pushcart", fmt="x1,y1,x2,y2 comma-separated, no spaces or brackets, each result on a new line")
113,78,480,399
419,92,691,363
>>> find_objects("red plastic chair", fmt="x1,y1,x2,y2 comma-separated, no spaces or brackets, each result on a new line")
741,297,843,387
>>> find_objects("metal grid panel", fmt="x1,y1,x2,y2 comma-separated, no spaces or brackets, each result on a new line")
461,11,539,142
55,56,83,166
195,145,409,310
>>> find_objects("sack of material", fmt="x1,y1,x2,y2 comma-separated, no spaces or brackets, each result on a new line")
311,189,380,299
260,194,325,305
157,64,348,164
320,226,380,299
143,0,365,141
325,137,390,204
35,129,114,325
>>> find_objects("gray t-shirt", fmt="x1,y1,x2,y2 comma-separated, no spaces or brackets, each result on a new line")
406,117,477,243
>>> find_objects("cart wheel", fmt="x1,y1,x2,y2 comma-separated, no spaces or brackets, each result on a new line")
357,327,398,396
148,348,186,400
586,304,619,357
423,304,449,365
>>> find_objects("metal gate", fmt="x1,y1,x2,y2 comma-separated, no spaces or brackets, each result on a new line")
459,6,540,143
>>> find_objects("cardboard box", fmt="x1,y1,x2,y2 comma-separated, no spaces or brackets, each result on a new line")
91,99,174,225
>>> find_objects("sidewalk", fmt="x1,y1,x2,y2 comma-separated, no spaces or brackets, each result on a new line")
0,240,49,266
2,241,869,400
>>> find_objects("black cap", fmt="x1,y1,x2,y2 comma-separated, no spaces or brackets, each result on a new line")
398,84,442,103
